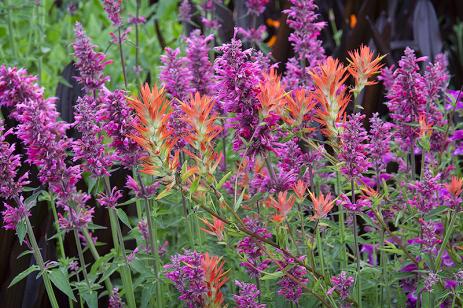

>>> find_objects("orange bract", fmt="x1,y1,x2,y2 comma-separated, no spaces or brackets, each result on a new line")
202,253,228,307
445,176,463,197
283,88,317,131
293,179,308,201
180,93,222,151
270,191,296,222
347,45,385,92
310,57,350,137
200,217,225,241
308,190,335,221
128,83,178,176
258,69,287,117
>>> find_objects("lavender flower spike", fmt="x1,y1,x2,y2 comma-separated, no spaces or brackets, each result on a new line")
233,280,266,308
102,0,122,27
186,30,215,96
160,47,194,101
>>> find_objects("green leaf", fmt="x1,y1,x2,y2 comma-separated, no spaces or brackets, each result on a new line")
81,289,98,308
118,197,137,206
234,189,246,211
49,269,76,301
116,208,131,229
216,171,232,190
260,271,285,281
9,265,40,287
16,220,27,245
156,187,173,200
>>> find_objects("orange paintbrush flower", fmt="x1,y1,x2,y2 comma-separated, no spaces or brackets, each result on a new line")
258,69,287,117
128,83,178,176
270,191,296,222
293,179,308,201
200,216,225,241
419,113,433,138
445,176,463,197
310,57,350,137
347,45,385,93
180,93,223,175
308,190,335,221
202,253,228,307
283,88,317,131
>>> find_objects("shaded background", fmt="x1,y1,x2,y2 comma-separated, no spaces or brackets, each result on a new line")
0,0,462,306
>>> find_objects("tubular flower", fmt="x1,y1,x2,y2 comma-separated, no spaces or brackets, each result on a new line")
270,191,296,222
233,281,266,308
0,122,29,199
407,169,441,213
347,45,385,93
200,217,225,241
326,271,355,300
308,190,335,220
97,187,123,209
164,250,207,307
2,198,30,231
128,84,179,177
276,255,308,303
102,0,122,26
160,47,194,101
282,88,317,132
311,57,350,137
72,95,113,177
369,113,393,174
293,179,308,201
381,47,442,150
180,93,223,175
178,0,192,23
284,0,326,89
338,113,371,180
73,22,111,92
98,89,142,168
0,66,82,204
185,30,215,96
246,0,269,15
201,253,229,307
445,176,463,198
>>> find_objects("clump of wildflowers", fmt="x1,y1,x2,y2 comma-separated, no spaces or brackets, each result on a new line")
276,255,308,303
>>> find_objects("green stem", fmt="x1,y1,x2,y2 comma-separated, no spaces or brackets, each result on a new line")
435,211,457,270
147,199,164,307
73,229,90,288
103,177,136,308
49,197,65,260
315,223,326,278
336,172,348,269
5,0,18,60
351,179,362,307
82,229,113,295
25,216,60,308
118,27,128,89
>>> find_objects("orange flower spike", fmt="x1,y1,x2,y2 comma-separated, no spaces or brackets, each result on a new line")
419,113,433,138
310,57,351,137
128,83,174,176
258,69,287,117
308,190,335,221
200,217,225,241
445,176,463,197
293,179,308,201
270,191,296,222
180,93,222,152
347,45,385,93
284,89,317,129
202,254,229,307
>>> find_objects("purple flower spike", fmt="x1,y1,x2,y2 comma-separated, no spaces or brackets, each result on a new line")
102,0,122,27
185,30,214,96
246,0,269,15
160,47,194,101
73,23,111,92
338,113,370,180
326,271,355,300
2,198,30,230
233,280,266,308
